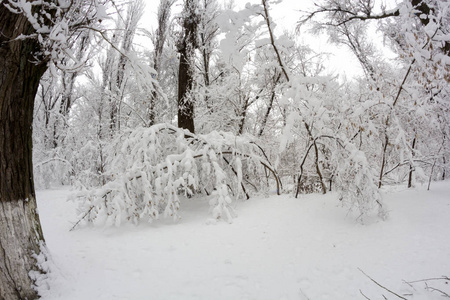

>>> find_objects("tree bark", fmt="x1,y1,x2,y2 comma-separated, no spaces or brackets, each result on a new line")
407,135,417,188
0,6,48,300
237,95,250,135
178,49,196,133
378,134,389,188
177,0,198,134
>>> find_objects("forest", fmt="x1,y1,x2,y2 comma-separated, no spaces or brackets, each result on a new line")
30,0,449,223
0,0,449,299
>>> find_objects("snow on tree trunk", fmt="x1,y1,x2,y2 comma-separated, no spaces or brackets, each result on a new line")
0,6,49,299
0,200,47,300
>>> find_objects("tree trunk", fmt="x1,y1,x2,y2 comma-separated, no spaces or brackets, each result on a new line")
304,123,326,194
177,0,198,134
443,156,446,181
237,96,250,135
149,0,175,127
378,134,389,188
258,72,281,137
0,7,48,300
407,135,416,188
201,46,211,108
178,50,196,133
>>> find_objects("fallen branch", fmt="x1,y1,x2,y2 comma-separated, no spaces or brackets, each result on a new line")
425,283,450,298
358,268,407,300
406,276,450,283
222,156,250,200
70,205,95,231
359,289,371,300
405,276,450,298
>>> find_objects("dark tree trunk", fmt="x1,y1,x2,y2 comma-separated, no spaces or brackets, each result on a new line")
0,7,48,300
237,97,249,136
408,136,417,188
177,0,198,134
443,156,447,181
178,50,196,133
378,134,389,188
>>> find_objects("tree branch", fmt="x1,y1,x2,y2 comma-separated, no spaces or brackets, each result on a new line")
358,268,408,300
261,0,290,81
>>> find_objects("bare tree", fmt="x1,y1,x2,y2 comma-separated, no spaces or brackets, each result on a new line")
149,0,176,126
198,0,220,107
109,0,145,133
299,0,450,189
261,0,327,194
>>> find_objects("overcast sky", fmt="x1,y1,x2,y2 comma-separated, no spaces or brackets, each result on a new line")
138,0,400,80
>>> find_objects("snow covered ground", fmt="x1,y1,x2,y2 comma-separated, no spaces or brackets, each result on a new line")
36,181,450,300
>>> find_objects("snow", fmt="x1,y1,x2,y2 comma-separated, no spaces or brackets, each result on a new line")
36,182,450,299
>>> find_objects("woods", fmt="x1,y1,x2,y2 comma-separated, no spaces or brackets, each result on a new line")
0,0,449,298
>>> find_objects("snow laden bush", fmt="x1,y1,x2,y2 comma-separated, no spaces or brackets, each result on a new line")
333,142,386,220
72,124,280,227
279,75,386,220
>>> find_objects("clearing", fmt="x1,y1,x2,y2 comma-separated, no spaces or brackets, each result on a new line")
36,181,450,299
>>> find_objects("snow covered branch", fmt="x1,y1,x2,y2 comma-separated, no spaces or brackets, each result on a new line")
72,124,280,228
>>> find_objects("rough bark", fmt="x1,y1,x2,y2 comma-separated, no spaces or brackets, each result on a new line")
0,6,48,300
177,0,198,134
178,49,196,133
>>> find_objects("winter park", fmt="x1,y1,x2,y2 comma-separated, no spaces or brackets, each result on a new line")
0,0,449,299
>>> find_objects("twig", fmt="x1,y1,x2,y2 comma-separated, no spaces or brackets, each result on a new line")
262,0,290,82
405,276,450,298
426,286,450,298
222,156,250,200
392,59,415,107
359,289,371,299
298,288,310,300
69,205,94,231
358,268,408,300
402,280,415,289
407,276,450,283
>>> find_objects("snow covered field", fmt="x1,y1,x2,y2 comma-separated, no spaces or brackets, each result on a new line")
36,182,450,300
